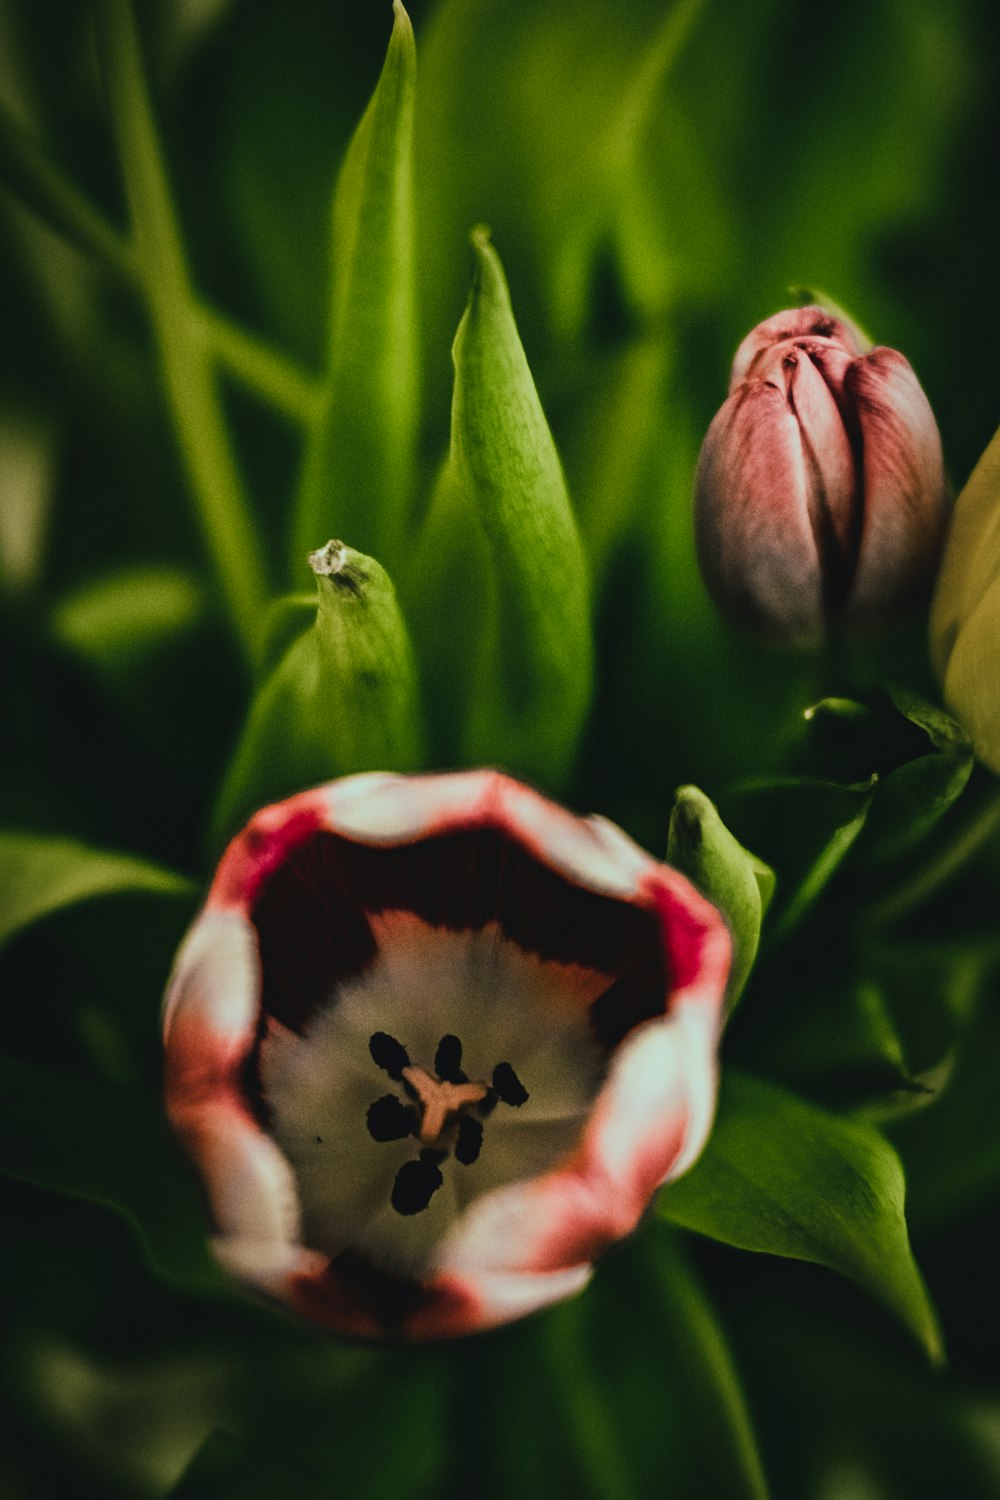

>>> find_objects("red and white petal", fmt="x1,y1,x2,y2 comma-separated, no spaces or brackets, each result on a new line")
643,867,732,1010
407,1264,593,1340
165,910,308,1285
207,787,332,914
435,1001,717,1283
173,1099,302,1262
163,909,260,1105
777,346,857,568
324,769,656,900
846,348,950,628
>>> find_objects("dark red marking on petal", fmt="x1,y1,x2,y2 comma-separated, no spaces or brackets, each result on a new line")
211,797,328,912
292,1253,484,1341
588,958,668,1049
250,834,378,1033
289,1255,409,1340
249,828,668,1047
647,881,711,994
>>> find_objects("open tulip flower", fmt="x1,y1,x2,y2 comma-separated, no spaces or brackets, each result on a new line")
695,306,950,645
163,771,731,1341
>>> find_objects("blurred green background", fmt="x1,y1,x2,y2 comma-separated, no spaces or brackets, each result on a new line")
2,1,1000,1495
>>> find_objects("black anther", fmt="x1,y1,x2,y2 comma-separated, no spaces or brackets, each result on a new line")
391,1157,443,1216
369,1031,410,1081
434,1033,467,1083
492,1061,529,1107
455,1113,483,1166
366,1094,415,1142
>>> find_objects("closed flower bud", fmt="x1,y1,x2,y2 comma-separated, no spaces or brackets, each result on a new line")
163,771,731,1340
930,423,1000,773
694,306,950,645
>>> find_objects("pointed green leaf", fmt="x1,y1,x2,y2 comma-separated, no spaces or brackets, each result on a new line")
721,777,874,943
451,230,592,783
568,335,674,578
659,1069,942,1362
258,592,317,677
212,542,424,846
292,1,418,574
479,1230,770,1500
668,785,773,1010
0,832,194,950
0,1055,218,1288
861,690,973,866
403,458,491,761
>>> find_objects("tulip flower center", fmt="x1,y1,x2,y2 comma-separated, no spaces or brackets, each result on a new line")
401,1063,490,1146
258,918,605,1275
363,1028,534,1215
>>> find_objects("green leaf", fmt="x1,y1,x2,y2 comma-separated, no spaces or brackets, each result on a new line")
860,690,973,867
894,953,1000,1230
568,335,674,578
720,776,874,943
292,1,418,575
0,832,194,950
451,229,592,784
667,785,774,1010
659,1069,942,1363
403,459,491,762
170,1352,451,1499
211,542,424,847
476,1230,770,1500
0,1055,218,1289
51,566,204,674
257,592,317,678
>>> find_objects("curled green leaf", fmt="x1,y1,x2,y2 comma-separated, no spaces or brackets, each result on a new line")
668,785,773,1010
211,541,424,847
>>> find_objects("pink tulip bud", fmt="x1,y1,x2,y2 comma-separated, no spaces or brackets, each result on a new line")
694,306,950,645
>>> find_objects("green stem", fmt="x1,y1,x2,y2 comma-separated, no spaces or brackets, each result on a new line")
0,101,137,277
95,0,270,662
605,0,705,170
196,304,323,427
866,785,1000,929
0,95,322,429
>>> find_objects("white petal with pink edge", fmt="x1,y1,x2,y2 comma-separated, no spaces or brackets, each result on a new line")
435,1003,716,1281
175,1099,302,1252
323,769,653,899
429,1264,593,1337
163,909,259,1057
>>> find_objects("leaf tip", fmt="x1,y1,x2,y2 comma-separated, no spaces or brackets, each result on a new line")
390,0,416,56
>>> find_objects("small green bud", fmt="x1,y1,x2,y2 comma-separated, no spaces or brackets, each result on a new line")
667,786,773,1011
211,541,424,847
